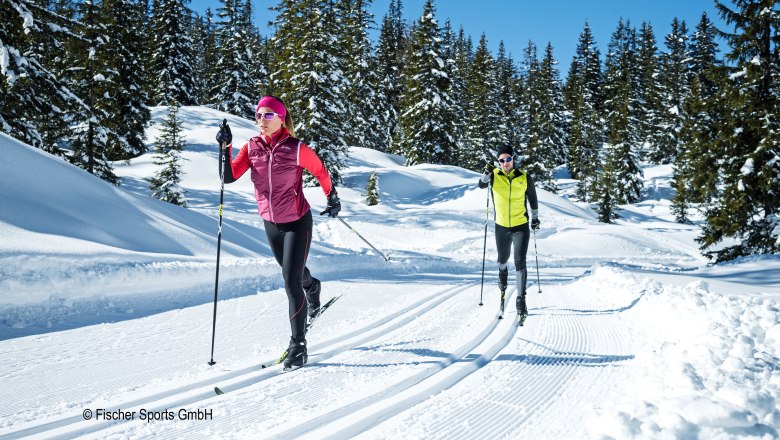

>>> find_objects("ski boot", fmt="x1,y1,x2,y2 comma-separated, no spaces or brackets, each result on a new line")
283,336,307,370
498,267,508,293
517,293,528,326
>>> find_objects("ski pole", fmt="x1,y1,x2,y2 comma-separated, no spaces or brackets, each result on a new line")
337,217,390,262
532,228,541,294
479,183,490,306
208,119,228,366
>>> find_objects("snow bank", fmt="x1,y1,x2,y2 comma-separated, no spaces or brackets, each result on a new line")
582,265,780,438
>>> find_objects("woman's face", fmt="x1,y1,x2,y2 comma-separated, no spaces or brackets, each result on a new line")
256,106,284,136
498,154,513,172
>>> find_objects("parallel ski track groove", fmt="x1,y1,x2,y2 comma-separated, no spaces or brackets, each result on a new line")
3,283,472,440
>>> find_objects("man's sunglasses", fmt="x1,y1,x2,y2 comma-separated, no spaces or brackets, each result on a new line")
498,157,513,164
256,112,282,120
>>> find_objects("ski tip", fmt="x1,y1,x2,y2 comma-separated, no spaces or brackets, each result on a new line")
498,315,503,320
214,387,224,395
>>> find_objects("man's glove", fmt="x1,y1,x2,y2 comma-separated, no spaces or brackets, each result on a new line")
320,189,341,218
483,163,494,175
216,119,232,148
531,218,540,230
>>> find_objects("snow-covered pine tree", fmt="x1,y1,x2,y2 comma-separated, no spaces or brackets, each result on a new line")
339,0,384,151
654,18,691,164
396,0,457,166
149,104,187,206
599,18,643,211
672,12,723,223
211,0,257,118
373,0,406,152
103,0,150,160
563,21,603,202
449,25,473,165
697,0,780,261
66,0,120,184
0,0,83,154
270,0,350,185
364,171,380,205
191,9,218,105
461,34,504,171
527,42,565,191
635,21,664,161
517,41,538,170
149,0,197,106
495,42,522,151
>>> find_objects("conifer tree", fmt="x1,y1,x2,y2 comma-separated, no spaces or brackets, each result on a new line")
149,104,187,206
461,34,504,170
270,0,350,184
517,41,538,168
396,0,457,166
698,0,780,261
672,13,723,222
66,0,119,183
339,0,383,150
653,18,690,163
495,42,521,150
563,21,603,201
527,42,565,191
373,0,406,152
597,18,643,220
0,0,82,153
191,10,219,105
635,21,664,160
450,26,472,164
150,0,197,106
212,0,257,118
103,0,151,160
364,171,380,205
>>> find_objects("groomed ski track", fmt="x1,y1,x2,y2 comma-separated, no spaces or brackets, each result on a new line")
1,267,640,439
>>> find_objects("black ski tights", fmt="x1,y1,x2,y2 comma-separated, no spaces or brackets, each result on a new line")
264,210,315,338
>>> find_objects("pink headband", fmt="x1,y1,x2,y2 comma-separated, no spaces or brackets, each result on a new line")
256,96,286,118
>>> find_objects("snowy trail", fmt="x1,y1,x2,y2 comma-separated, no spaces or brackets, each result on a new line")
1,281,467,439
359,277,641,439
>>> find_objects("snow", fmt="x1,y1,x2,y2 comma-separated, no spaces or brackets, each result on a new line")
1,106,778,439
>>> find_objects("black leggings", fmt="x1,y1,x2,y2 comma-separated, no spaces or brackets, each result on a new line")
495,222,530,271
264,210,315,338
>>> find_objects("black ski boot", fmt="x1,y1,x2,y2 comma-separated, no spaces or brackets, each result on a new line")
517,293,528,317
305,278,321,319
283,336,307,370
498,268,508,292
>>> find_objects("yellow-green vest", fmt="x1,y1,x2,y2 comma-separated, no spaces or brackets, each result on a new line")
491,168,529,227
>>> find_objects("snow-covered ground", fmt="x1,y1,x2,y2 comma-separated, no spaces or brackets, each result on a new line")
0,106,778,439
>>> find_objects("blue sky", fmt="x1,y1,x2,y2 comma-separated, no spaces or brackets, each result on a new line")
189,0,729,75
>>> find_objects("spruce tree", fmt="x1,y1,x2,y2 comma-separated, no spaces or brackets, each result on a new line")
654,18,691,164
364,171,380,205
66,0,119,183
211,0,257,118
564,21,603,202
698,0,780,261
597,18,643,220
270,0,350,185
0,0,82,153
672,13,723,222
450,26,472,164
150,0,197,106
461,34,504,170
527,42,565,191
396,0,457,166
372,0,406,152
495,42,522,150
635,21,664,160
149,104,187,206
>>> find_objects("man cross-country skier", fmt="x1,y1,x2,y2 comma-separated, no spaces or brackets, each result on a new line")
478,145,540,320
216,95,341,370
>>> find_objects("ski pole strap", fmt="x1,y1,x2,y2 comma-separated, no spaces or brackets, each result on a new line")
337,217,390,262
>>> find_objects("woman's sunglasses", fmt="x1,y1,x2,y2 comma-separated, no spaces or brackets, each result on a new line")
256,112,282,120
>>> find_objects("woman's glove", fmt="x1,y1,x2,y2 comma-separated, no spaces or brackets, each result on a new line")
320,189,341,218
216,120,232,148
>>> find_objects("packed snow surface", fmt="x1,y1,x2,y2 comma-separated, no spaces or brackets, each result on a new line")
0,107,777,439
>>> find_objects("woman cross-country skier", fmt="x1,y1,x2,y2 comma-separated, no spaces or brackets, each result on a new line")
478,145,540,320
215,95,341,370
